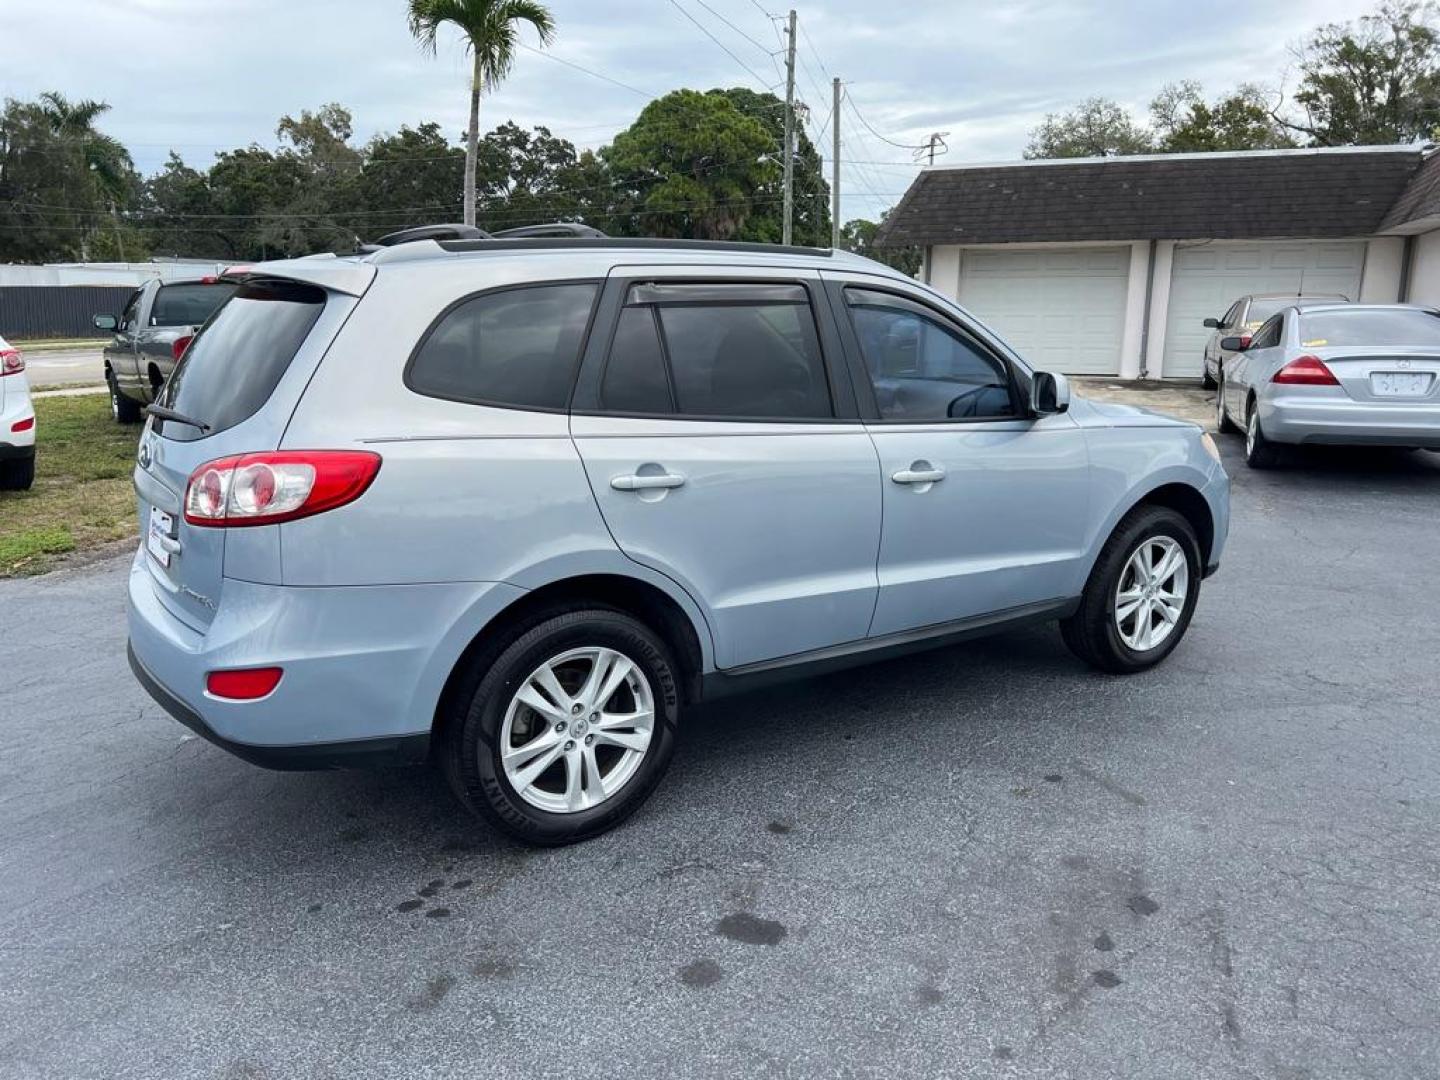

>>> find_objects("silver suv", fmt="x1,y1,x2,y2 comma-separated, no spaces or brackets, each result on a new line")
126,231,1230,844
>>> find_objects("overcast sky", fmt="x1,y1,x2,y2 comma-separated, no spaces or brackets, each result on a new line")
1,0,1381,222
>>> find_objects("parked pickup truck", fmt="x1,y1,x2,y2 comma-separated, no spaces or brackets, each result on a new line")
94,277,236,423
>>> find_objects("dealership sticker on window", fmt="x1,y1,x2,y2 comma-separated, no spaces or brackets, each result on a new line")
1302,339,1328,347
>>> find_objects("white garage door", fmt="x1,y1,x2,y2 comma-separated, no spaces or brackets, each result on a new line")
1162,241,1365,378
958,247,1130,376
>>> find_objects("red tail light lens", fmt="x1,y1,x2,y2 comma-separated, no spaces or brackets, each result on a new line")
207,667,283,700
1273,355,1339,386
0,349,23,376
11,416,35,433
171,335,194,361
183,451,381,527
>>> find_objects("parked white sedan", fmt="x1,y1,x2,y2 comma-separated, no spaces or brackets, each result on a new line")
0,333,36,490
1216,304,1440,468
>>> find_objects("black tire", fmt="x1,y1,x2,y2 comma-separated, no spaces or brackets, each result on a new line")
1244,398,1281,469
108,370,143,424
442,606,681,845
1215,376,1239,434
1060,505,1202,674
0,455,34,491
1201,368,1217,391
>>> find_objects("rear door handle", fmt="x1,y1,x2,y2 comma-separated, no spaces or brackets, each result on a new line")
892,466,946,485
611,472,686,492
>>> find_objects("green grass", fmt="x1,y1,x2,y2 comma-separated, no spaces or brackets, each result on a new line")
0,395,139,576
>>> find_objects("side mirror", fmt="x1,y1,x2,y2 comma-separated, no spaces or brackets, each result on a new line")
1031,371,1070,416
1203,317,1220,329
94,313,119,331
1220,335,1249,352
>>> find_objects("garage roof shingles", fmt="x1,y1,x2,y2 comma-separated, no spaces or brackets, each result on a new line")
876,148,1423,247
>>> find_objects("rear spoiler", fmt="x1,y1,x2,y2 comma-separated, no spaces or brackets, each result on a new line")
219,254,375,297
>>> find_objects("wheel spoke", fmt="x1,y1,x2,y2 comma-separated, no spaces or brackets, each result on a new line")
515,680,570,725
1115,597,1144,624
594,729,651,753
563,752,587,812
509,740,565,791
582,744,606,799
593,653,635,711
1152,547,1183,587
577,649,624,710
595,708,653,732
1155,597,1182,626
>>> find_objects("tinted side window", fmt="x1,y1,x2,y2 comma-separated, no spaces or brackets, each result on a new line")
119,289,143,332
1222,301,1244,328
1251,315,1283,349
846,289,1014,420
156,279,324,442
601,306,673,414
151,282,237,327
408,283,598,410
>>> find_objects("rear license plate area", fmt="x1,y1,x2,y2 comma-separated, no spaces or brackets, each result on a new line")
1371,372,1434,397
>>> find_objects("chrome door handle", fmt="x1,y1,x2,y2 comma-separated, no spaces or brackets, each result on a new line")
611,472,686,492
892,467,946,485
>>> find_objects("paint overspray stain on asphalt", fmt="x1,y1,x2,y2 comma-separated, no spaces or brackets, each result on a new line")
715,912,786,945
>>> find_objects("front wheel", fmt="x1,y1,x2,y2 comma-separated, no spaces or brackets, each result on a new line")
1215,377,1238,434
1060,505,1202,674
442,607,680,845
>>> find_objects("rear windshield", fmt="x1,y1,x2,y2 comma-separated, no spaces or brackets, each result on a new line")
150,282,237,327
154,279,326,442
1246,297,1344,328
1299,308,1440,348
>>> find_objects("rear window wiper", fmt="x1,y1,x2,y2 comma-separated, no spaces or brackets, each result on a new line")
145,405,211,433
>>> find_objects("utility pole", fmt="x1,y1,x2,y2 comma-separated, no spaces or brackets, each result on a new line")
781,9,797,246
831,77,841,249
918,131,950,166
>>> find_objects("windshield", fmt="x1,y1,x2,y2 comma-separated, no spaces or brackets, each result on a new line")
1299,308,1440,349
154,279,326,442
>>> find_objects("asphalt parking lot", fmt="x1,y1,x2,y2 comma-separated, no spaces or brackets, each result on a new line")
2,429,1438,1079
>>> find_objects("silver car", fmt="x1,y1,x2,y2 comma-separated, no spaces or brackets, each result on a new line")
125,229,1229,844
1202,293,1349,388
1216,303,1440,468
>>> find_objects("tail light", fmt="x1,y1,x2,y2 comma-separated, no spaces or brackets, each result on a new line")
183,450,381,527
11,416,35,433
207,667,283,700
1,348,23,376
171,335,194,361
1273,355,1339,386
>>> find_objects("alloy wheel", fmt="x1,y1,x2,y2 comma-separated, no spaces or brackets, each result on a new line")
499,646,655,814
1113,536,1189,652
1246,407,1258,457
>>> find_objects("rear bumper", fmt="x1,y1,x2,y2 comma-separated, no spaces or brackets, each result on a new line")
127,643,429,770
1260,396,1440,447
125,548,525,769
0,442,35,461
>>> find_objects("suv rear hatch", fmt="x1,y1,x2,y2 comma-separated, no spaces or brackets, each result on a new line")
134,275,353,631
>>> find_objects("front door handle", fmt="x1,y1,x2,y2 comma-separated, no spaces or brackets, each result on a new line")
892,465,946,485
611,472,686,492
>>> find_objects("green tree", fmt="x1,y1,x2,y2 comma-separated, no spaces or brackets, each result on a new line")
1288,1,1440,145
1024,97,1153,159
710,87,830,246
841,215,920,276
603,89,778,240
474,122,594,228
141,153,225,258
354,122,465,236
407,0,556,228
1150,82,1295,152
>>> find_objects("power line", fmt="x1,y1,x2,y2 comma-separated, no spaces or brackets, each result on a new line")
664,0,777,90
843,90,927,151
516,42,653,98
689,0,776,57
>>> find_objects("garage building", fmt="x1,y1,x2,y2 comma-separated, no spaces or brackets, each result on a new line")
876,146,1440,379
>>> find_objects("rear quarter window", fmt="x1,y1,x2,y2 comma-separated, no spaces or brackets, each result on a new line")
150,282,237,327
406,283,599,410
154,278,326,442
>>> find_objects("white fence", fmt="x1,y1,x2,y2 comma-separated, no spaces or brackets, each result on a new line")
0,260,229,288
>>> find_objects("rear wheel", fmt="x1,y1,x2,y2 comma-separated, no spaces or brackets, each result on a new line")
442,607,680,845
0,455,34,491
108,370,142,424
1244,399,1281,469
1060,505,1201,674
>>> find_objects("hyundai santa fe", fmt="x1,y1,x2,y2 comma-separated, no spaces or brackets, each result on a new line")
126,230,1230,845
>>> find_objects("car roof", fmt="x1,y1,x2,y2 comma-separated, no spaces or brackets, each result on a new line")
1288,302,1439,315
1245,292,1350,301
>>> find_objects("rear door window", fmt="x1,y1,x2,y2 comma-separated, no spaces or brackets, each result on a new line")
154,278,325,442
599,283,833,420
150,282,237,327
406,283,599,410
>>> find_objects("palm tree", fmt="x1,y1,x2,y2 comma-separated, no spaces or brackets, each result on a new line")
38,92,135,258
407,0,556,228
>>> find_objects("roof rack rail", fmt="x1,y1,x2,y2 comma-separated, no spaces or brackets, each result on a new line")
489,223,608,239
373,223,492,247
434,237,835,257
